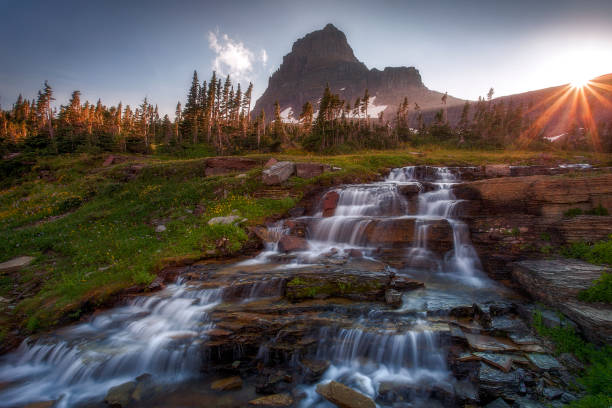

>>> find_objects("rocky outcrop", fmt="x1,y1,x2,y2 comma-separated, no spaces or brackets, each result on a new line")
322,191,340,217
0,256,35,274
512,259,612,344
253,24,463,123
205,157,258,176
295,162,331,178
277,235,309,253
316,381,376,408
454,173,612,279
262,161,296,185
362,218,453,252
454,173,612,218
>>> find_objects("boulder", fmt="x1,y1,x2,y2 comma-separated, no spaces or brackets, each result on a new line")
265,158,278,168
316,381,376,408
485,165,511,178
211,376,243,391
362,218,453,253
295,162,331,178
102,155,115,167
301,359,330,382
262,161,296,185
104,381,136,407
322,191,340,217
248,394,293,406
277,235,309,252
205,157,258,176
0,256,35,274
385,289,402,308
512,259,612,344
208,215,242,226
397,183,422,196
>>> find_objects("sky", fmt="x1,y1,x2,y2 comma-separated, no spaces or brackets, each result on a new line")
1,0,612,116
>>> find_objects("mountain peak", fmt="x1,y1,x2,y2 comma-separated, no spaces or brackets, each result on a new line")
290,23,359,64
254,25,456,121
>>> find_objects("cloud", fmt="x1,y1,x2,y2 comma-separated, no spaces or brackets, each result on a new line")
208,30,255,82
260,49,268,66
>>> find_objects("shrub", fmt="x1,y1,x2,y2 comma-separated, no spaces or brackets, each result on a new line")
578,273,612,303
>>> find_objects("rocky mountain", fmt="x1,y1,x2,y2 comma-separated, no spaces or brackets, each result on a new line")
254,24,611,139
253,24,464,122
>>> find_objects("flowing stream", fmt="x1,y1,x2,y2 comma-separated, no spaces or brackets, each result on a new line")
0,166,518,407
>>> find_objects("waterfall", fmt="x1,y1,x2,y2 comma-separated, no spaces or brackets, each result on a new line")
300,326,449,407
0,285,223,408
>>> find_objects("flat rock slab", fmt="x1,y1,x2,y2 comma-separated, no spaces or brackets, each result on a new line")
316,381,376,408
248,393,293,406
0,256,35,274
474,352,513,372
513,259,612,344
465,333,519,352
526,353,562,371
211,376,243,391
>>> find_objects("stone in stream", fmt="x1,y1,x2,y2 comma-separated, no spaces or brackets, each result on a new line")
397,182,422,196
384,289,402,308
316,381,376,408
211,376,243,391
248,393,293,406
22,402,57,408
0,256,35,274
262,161,296,185
104,381,136,407
322,191,340,217
277,235,309,252
301,359,330,382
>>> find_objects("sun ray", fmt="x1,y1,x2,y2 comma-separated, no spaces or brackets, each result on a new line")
577,87,601,151
587,80,612,94
522,86,571,115
585,84,612,111
518,86,574,146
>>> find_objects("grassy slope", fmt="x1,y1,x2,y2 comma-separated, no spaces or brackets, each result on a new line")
1,147,610,342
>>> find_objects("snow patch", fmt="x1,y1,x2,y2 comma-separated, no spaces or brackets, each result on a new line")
544,133,567,142
280,107,299,124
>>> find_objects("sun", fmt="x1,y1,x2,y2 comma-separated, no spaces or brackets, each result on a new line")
570,76,590,88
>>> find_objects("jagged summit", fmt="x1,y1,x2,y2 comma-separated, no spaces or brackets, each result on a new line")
253,23,461,122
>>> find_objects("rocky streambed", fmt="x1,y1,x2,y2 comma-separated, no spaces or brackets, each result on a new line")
0,164,610,408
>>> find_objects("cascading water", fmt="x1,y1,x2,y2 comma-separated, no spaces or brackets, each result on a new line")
300,325,449,407
0,284,223,408
0,165,496,407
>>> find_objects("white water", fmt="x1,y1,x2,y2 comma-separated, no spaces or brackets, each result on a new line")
254,166,485,285
300,326,449,407
0,285,223,408
0,165,490,407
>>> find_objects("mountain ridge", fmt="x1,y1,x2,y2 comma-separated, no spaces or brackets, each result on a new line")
253,24,464,121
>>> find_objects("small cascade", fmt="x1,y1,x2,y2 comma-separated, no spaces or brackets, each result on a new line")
387,166,483,282
0,284,223,408
253,165,484,284
300,326,449,407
